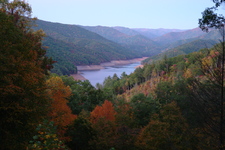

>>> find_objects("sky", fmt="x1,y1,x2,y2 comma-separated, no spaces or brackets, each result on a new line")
27,0,224,29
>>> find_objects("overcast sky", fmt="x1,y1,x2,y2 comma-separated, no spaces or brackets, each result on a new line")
27,0,223,29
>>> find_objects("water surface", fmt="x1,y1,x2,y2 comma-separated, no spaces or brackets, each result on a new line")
80,62,141,86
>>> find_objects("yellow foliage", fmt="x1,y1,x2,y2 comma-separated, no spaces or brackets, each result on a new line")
183,68,193,78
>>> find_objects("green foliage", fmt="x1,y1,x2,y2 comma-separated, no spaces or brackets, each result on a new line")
114,103,140,150
89,118,117,150
153,28,207,46
155,81,175,104
1,1,224,149
60,75,107,114
143,39,218,64
34,20,144,75
28,120,68,150
130,93,159,127
65,116,95,150
83,25,160,56
199,3,225,32
136,102,192,150
43,37,78,75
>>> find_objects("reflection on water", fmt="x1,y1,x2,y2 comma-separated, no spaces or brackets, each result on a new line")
80,62,141,87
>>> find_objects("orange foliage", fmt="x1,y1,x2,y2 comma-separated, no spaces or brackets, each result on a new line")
90,100,116,124
46,76,77,139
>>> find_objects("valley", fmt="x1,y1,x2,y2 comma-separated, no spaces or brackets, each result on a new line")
34,19,221,76
2,0,225,149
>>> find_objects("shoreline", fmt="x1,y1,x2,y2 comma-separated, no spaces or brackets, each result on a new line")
70,57,148,81
70,72,87,81
76,57,148,71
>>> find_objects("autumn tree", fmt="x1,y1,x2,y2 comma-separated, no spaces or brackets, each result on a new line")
89,118,117,150
28,120,68,150
89,100,117,150
197,1,225,149
136,102,191,150
186,47,225,149
0,0,53,149
46,76,77,140
90,100,116,124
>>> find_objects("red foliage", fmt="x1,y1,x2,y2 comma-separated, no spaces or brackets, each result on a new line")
47,77,77,140
90,100,116,124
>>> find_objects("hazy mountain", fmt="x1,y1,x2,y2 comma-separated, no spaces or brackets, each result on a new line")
198,29,222,41
82,25,160,56
34,19,220,75
133,28,186,39
143,39,218,64
35,20,141,75
113,26,141,36
153,28,206,46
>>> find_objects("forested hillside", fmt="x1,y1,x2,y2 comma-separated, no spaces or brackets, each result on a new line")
82,25,160,56
143,39,218,63
94,41,225,149
1,0,225,149
153,28,207,45
35,19,221,76
133,28,185,39
35,20,139,75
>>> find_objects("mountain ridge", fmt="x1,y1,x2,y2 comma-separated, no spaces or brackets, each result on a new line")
34,19,220,75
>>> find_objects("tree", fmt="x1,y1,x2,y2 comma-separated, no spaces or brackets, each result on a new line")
0,1,53,149
46,76,77,140
60,76,106,115
114,102,140,150
136,102,191,150
130,93,159,127
89,118,117,150
28,120,68,150
90,100,116,124
89,100,117,150
199,0,225,32
199,1,225,149
65,116,95,150
186,48,225,149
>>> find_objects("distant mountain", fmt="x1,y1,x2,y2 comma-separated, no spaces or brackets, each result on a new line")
35,20,139,75
157,28,222,51
81,25,160,56
133,28,186,39
153,28,206,46
143,39,218,64
113,26,141,36
198,29,222,41
34,19,220,76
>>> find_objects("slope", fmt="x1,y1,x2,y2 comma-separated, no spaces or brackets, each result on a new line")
153,28,206,46
35,20,140,75
82,25,160,56
133,28,186,39
143,39,218,64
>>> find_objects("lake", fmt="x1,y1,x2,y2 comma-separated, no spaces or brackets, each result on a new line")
80,62,141,86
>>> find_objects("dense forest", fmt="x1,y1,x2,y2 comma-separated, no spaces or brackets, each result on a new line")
1,0,225,150
34,17,221,75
